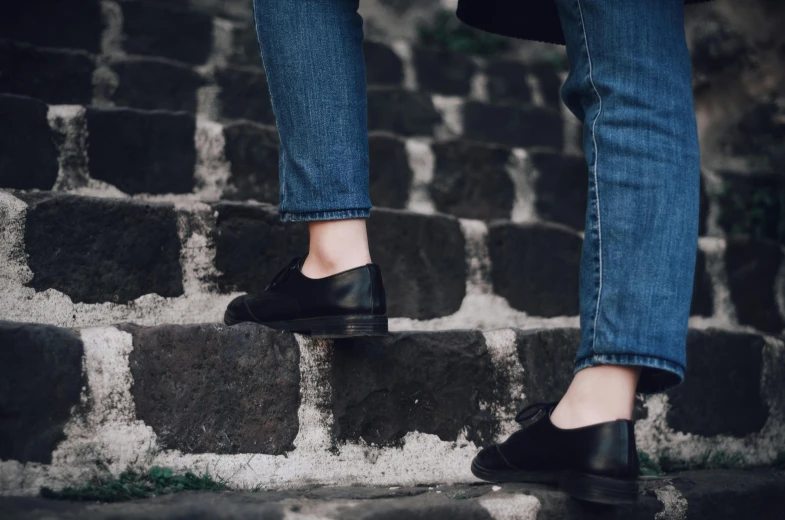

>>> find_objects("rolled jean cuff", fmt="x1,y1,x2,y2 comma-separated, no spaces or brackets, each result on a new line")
574,353,685,394
280,208,371,222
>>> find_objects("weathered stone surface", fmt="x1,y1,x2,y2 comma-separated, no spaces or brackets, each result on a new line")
412,46,476,96
691,250,714,317
699,175,709,237
120,1,213,65
484,60,533,105
364,40,403,87
331,331,499,446
0,0,103,53
725,238,785,333
125,323,300,454
216,66,276,125
109,57,205,113
528,150,587,230
228,23,262,68
514,328,580,408
429,140,515,220
463,102,563,150
85,107,196,194
368,209,467,319
222,121,279,203
0,40,95,105
20,193,184,304
488,222,581,317
368,133,412,209
0,94,59,190
0,321,84,464
529,61,564,109
367,88,441,136
667,330,769,437
719,101,785,174
212,202,308,295
717,171,784,245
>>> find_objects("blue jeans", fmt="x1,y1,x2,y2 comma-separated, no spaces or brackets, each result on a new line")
253,0,700,392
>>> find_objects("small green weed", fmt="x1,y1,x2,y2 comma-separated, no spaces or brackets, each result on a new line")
659,450,745,473
41,466,227,502
418,10,511,57
638,451,664,477
718,180,785,245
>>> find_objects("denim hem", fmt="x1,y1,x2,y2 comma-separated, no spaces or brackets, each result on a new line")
280,208,371,222
574,353,685,394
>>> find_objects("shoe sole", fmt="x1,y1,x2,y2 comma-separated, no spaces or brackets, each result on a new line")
224,312,388,338
471,460,638,505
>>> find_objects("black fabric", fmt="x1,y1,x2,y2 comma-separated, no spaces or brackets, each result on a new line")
457,0,710,45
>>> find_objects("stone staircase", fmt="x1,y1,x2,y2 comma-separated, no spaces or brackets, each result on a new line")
1,0,784,517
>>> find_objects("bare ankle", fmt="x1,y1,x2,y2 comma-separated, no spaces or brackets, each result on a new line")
301,219,372,278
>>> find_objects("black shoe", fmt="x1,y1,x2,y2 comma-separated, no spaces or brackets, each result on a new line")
224,257,388,338
471,403,639,505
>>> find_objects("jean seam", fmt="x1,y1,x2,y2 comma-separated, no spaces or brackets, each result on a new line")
576,0,604,355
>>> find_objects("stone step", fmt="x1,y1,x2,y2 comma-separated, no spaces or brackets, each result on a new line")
0,2,564,104
4,472,785,519
1,321,783,496
2,190,773,331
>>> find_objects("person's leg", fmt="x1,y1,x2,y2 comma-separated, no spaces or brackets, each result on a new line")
472,0,699,503
224,0,387,336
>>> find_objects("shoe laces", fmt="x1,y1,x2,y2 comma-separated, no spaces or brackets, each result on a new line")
515,402,557,424
266,257,302,290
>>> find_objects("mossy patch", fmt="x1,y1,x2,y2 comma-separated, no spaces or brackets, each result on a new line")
418,10,511,57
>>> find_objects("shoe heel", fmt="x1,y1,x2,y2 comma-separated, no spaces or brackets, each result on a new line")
310,315,388,338
560,471,638,505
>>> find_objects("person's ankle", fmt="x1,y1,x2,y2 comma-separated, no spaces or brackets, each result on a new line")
301,249,371,279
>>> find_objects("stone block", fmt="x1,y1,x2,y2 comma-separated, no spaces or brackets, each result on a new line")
0,0,103,53
0,94,59,190
0,40,95,105
725,238,785,333
528,150,587,230
430,140,515,220
120,0,213,65
331,331,499,446
529,61,564,109
19,193,184,304
667,330,769,437
367,88,441,137
514,328,580,407
363,40,404,87
463,102,563,150
222,121,279,203
412,46,475,96
488,222,581,317
716,171,784,244
125,323,300,454
0,321,84,464
85,107,196,194
368,133,412,210
691,250,714,317
227,23,262,68
215,66,275,125
109,56,205,113
484,60,533,105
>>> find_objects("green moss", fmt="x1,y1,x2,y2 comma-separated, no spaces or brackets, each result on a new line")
659,450,745,472
638,451,664,476
717,178,785,245
418,10,511,57
41,466,227,502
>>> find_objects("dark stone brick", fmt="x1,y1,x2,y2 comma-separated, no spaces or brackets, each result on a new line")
20,193,184,304
514,328,580,407
690,250,714,317
485,60,533,105
528,151,587,230
667,330,769,437
0,0,103,53
222,122,279,203
429,140,515,220
331,331,500,447
0,321,84,464
364,41,404,87
368,209,467,319
228,23,262,68
109,57,204,112
85,107,196,194
216,66,275,125
0,40,95,105
369,133,412,210
463,102,563,150
488,222,581,317
121,1,213,65
412,46,476,96
125,323,300,454
0,94,59,190
699,174,709,236
717,172,784,245
212,202,308,294
719,102,785,174
367,88,441,137
725,238,785,333
529,61,564,109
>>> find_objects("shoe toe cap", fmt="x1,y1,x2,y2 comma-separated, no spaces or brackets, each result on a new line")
225,295,253,325
473,445,512,471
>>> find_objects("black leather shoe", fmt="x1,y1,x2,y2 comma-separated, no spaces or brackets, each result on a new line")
471,403,639,505
224,257,388,338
